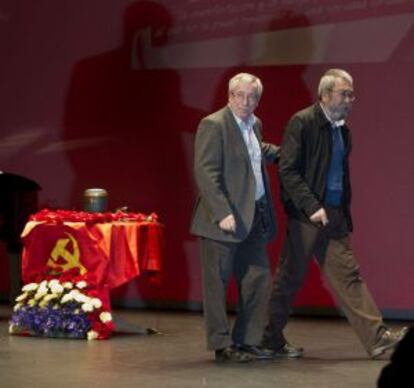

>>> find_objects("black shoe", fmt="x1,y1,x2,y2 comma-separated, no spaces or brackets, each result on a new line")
272,343,304,359
237,345,275,360
214,347,253,363
369,326,409,358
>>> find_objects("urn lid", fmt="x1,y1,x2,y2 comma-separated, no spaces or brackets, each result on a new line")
83,188,108,197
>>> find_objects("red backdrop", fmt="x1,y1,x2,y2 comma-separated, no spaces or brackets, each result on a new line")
0,1,413,317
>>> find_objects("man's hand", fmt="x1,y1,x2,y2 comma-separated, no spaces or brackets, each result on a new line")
219,214,236,233
309,208,329,226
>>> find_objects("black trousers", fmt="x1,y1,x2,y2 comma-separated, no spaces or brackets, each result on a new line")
263,207,385,353
200,199,272,350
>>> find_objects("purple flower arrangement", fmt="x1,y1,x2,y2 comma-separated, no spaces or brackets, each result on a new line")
9,278,113,340
10,303,91,339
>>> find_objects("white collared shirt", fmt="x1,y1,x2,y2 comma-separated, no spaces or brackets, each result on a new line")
231,112,265,200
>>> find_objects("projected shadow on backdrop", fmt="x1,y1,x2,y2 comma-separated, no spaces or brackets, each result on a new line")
63,1,204,305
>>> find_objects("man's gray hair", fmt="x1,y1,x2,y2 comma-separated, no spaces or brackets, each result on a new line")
228,73,263,98
318,68,353,98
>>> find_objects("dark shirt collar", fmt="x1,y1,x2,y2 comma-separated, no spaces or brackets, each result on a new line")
319,103,345,127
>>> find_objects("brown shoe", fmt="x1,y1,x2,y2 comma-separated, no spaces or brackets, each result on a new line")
214,347,254,363
369,327,409,358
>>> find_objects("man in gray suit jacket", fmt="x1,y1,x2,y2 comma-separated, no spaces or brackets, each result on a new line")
191,73,279,362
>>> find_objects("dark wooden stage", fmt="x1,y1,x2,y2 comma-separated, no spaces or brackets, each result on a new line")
0,304,400,388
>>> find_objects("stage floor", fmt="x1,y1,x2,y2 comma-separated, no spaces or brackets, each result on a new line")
0,304,399,388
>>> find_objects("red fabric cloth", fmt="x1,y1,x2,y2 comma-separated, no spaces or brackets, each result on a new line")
21,220,163,289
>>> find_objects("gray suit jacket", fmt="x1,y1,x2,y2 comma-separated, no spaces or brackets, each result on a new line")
190,106,279,242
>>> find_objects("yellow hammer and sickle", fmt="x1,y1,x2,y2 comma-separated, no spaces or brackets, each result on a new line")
47,232,87,275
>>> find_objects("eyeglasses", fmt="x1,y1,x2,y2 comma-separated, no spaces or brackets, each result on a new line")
329,89,356,101
231,91,259,103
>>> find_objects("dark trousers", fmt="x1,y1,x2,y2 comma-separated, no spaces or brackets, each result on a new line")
200,200,272,350
263,207,385,352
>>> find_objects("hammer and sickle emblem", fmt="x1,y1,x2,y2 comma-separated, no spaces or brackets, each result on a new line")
47,232,87,275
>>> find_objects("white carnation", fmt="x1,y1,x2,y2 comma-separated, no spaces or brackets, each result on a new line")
50,283,64,294
9,324,17,334
34,288,47,300
39,300,48,308
48,279,60,287
67,290,80,301
43,294,58,302
28,299,37,307
39,280,48,289
37,283,48,296
99,312,112,323
15,292,28,302
61,294,73,303
81,303,94,312
74,293,89,303
91,298,102,309
76,281,87,289
22,283,38,292
87,330,98,340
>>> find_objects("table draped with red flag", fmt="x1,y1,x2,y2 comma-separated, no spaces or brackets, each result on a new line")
9,210,163,340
